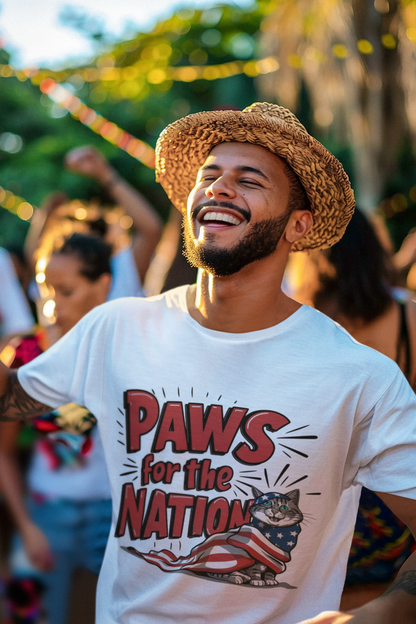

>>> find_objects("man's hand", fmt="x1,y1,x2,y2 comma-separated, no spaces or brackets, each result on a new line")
64,145,114,186
21,521,54,572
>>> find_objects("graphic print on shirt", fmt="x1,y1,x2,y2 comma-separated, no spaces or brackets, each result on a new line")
115,388,319,587
124,487,303,586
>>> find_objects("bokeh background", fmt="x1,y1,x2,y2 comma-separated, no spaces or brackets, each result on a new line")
2,0,416,257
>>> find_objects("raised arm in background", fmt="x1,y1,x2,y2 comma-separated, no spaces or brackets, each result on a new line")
23,192,68,275
65,146,163,283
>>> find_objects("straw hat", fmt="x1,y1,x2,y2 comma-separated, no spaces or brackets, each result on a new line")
155,102,355,251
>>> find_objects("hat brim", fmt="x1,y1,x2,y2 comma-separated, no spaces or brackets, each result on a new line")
155,107,355,251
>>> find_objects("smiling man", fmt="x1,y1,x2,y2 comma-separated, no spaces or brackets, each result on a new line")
1,103,416,624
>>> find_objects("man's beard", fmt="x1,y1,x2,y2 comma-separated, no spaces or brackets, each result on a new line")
183,207,291,277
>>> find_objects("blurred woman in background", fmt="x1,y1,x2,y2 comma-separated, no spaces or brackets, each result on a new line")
0,234,113,624
25,145,162,306
292,208,416,609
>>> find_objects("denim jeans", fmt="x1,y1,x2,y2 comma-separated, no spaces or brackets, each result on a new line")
11,496,112,624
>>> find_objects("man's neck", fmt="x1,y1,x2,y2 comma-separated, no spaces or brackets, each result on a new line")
186,258,302,334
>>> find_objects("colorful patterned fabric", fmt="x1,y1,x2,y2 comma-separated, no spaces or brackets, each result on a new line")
34,407,95,470
1,577,45,624
10,332,44,370
10,332,96,469
346,487,415,584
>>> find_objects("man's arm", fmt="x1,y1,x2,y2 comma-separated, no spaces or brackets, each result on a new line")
0,363,52,421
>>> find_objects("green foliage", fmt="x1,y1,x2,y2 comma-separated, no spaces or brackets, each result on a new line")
0,75,108,203
78,3,266,144
12,0,414,251
0,2,268,247
0,210,30,249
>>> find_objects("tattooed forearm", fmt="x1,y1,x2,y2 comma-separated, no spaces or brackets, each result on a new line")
0,371,52,421
384,571,416,596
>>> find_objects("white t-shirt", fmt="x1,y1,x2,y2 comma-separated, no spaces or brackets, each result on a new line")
108,246,144,301
0,247,34,337
28,426,111,501
23,246,140,502
18,286,416,624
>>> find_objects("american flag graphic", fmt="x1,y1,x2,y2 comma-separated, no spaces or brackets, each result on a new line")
123,521,300,575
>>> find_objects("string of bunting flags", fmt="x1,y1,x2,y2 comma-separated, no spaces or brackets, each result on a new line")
0,55,280,86
1,27,416,222
0,55,281,173
1,29,415,89
39,78,156,169
0,186,35,221
0,27,414,167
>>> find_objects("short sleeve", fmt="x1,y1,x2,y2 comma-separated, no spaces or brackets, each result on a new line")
18,302,111,418
352,368,416,498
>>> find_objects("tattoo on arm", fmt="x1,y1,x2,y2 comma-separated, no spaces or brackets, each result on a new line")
0,372,53,421
384,571,416,596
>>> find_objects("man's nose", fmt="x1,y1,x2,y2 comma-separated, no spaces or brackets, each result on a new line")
205,175,236,200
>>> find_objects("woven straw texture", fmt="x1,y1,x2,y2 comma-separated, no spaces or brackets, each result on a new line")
155,102,355,251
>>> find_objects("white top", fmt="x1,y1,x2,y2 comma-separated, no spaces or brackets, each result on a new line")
25,244,142,500
108,246,144,301
28,427,111,501
0,247,34,337
18,286,416,624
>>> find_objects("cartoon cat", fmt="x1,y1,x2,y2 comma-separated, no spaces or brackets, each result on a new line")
209,487,303,586
124,486,303,587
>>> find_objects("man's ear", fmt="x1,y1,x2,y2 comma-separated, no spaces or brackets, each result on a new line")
285,210,313,244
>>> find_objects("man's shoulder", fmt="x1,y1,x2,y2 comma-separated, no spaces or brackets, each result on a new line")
304,305,399,373
96,285,189,319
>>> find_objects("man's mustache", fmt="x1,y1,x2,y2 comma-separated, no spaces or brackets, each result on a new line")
192,201,251,223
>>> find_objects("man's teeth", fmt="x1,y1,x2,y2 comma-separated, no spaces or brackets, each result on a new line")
202,212,241,225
